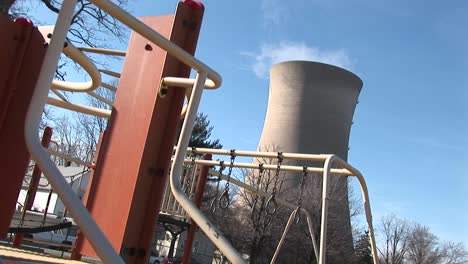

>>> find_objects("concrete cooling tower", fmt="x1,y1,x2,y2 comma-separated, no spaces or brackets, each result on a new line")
257,60,362,261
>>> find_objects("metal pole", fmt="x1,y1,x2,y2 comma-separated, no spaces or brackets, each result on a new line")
185,158,352,176
169,72,245,264
318,156,334,264
181,154,212,264
270,209,298,264
13,126,52,247
23,0,123,262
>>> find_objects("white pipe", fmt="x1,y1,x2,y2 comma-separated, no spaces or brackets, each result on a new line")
51,42,101,92
23,0,123,263
189,159,352,176
169,72,245,264
51,89,68,101
101,82,117,92
79,47,127,56
270,209,298,264
333,158,379,264
185,147,329,162
99,69,121,78
46,97,111,118
187,148,379,264
47,149,94,168
162,77,217,89
88,0,222,88
318,156,333,264
87,91,113,107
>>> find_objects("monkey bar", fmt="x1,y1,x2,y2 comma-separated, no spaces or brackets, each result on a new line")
24,0,221,263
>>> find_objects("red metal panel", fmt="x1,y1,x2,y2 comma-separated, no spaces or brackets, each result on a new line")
77,4,204,263
0,15,47,238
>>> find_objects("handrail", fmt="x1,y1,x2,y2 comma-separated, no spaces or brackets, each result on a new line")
187,158,352,176
169,72,245,263
88,0,222,89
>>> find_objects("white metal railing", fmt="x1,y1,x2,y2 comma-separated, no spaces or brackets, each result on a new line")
178,148,379,264
25,0,223,263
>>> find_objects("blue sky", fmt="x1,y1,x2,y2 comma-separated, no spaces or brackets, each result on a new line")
33,0,467,246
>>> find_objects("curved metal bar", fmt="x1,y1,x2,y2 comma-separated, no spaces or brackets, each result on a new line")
99,69,121,78
331,157,379,264
51,42,101,92
24,0,123,262
88,0,222,89
169,72,245,264
46,97,111,118
78,46,126,56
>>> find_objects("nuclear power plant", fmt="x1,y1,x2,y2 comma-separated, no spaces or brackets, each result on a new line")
257,60,363,261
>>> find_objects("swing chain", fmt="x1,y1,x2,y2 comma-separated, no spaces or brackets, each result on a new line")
184,154,197,195
266,152,283,215
210,161,225,213
295,166,308,224
219,150,236,209
251,163,265,221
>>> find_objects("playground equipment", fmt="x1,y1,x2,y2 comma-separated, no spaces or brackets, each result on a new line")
0,1,379,263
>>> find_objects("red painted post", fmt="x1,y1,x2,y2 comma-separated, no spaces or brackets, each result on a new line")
181,154,212,264
75,3,204,263
13,126,53,247
0,15,47,238
71,130,108,261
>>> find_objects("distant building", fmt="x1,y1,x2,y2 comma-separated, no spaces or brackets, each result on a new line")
16,165,89,216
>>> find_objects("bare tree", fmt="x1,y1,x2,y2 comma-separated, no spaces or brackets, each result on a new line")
6,0,128,80
406,224,444,264
441,241,468,264
378,214,410,264
75,84,116,162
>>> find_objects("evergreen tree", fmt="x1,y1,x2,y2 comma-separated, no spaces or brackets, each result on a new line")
189,113,222,149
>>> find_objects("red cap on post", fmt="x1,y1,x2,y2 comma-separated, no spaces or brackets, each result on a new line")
182,0,204,10
14,17,34,27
